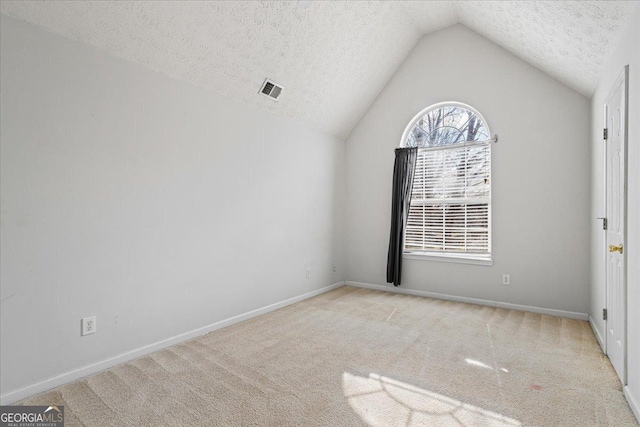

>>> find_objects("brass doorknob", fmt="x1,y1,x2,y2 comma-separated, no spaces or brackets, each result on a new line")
609,244,623,254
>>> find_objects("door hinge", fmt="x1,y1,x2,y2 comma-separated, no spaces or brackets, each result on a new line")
602,218,607,230
603,308,607,321
603,128,608,140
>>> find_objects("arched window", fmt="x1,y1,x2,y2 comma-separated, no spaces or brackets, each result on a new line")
401,102,493,263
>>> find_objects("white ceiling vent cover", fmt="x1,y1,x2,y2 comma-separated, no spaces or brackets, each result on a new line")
260,79,283,100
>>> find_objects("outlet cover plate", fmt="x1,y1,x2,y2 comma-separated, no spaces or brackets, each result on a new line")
82,316,96,336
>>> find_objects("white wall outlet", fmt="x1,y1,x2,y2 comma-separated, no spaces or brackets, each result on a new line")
82,316,96,336
502,274,511,286
306,267,311,278
332,264,337,272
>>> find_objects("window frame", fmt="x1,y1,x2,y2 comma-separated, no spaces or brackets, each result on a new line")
400,101,493,266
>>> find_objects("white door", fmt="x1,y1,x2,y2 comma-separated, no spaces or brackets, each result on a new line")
604,67,627,384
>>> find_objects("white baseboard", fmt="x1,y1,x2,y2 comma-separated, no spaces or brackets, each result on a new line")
345,281,589,321
624,386,640,423
588,315,606,352
0,281,345,405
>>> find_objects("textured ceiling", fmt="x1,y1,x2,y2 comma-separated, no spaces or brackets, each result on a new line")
0,1,635,138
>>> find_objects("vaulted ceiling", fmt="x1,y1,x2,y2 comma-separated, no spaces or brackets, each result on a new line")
1,1,635,138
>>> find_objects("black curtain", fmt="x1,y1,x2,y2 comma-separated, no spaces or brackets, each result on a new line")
386,147,418,286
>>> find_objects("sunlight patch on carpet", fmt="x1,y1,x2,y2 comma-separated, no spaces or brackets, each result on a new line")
465,358,493,370
343,372,521,427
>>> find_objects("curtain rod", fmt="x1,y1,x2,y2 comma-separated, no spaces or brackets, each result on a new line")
401,135,498,153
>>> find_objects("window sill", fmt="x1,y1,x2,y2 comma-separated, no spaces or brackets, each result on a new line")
403,252,493,266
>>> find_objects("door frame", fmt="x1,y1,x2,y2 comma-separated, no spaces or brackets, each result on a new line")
603,65,629,384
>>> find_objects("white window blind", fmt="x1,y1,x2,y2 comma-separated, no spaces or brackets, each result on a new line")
405,140,491,257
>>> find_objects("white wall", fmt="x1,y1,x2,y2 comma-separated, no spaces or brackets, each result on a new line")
344,25,591,315
590,2,640,419
0,14,344,400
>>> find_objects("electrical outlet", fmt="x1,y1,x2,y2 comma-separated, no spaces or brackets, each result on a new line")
306,267,311,278
502,274,511,286
82,316,96,336
332,264,337,272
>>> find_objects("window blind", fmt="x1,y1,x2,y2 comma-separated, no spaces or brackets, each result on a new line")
405,140,491,256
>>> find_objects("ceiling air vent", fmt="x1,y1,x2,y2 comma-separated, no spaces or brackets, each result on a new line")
260,79,283,100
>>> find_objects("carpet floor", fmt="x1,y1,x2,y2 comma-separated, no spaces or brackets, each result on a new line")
19,286,638,426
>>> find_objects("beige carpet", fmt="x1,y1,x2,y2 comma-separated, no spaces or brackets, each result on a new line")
19,286,638,426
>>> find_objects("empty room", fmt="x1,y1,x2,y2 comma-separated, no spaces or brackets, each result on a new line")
0,1,639,426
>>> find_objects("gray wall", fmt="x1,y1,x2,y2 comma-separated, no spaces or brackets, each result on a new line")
344,25,591,314
0,15,345,398
590,2,640,417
